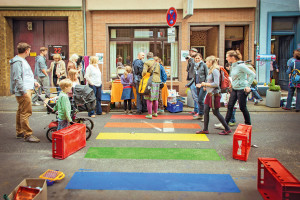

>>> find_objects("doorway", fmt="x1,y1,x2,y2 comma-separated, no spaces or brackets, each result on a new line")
13,19,69,72
271,35,294,90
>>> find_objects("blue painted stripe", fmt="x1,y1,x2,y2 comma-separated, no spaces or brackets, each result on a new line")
65,172,240,193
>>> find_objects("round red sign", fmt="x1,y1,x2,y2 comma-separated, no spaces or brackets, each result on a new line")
166,7,177,27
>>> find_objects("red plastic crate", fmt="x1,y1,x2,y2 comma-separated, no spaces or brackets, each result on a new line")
52,123,86,159
232,124,252,161
258,158,300,200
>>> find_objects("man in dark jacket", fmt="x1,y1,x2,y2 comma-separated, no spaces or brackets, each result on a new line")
133,52,147,114
10,42,40,143
186,48,199,115
32,47,50,105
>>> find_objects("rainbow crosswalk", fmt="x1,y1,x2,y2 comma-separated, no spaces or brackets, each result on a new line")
66,114,240,193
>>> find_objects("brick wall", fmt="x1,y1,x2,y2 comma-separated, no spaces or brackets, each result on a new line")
0,10,84,96
87,8,255,96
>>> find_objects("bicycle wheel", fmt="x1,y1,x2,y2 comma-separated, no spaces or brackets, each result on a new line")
75,118,94,130
85,126,92,140
46,126,57,142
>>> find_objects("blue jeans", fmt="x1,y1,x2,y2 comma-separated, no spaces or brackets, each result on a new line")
251,86,263,100
190,83,199,113
57,118,69,130
286,86,300,110
88,85,102,116
135,82,147,112
229,108,236,123
197,87,207,115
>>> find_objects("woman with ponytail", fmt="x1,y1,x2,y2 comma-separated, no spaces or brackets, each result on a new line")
224,50,255,128
195,56,231,135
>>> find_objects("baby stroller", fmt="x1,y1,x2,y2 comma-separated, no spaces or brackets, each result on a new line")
40,85,96,142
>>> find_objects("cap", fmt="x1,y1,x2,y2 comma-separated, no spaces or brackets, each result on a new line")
189,48,198,53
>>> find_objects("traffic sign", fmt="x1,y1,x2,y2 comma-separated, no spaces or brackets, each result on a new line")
166,7,177,27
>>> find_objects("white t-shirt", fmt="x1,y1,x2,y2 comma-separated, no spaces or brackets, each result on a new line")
85,64,102,87
20,57,34,90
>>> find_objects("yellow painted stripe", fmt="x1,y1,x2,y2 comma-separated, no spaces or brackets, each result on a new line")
96,133,209,141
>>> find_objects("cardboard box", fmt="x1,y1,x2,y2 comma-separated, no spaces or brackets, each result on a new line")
8,178,47,200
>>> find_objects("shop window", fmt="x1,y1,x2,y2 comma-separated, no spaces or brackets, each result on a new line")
109,27,178,79
134,29,154,38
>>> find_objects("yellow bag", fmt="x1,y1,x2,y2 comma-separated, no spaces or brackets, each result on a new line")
139,72,152,95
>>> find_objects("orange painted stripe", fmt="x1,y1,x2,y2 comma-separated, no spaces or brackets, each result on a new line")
104,122,201,129
111,115,193,120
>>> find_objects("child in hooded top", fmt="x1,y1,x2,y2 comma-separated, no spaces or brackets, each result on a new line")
121,65,135,114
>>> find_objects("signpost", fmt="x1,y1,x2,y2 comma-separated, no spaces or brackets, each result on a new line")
166,7,177,90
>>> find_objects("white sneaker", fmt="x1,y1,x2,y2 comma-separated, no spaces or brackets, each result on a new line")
214,123,225,130
32,102,40,106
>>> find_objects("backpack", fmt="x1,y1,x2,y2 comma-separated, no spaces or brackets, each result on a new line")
138,62,158,95
219,66,231,93
291,62,300,86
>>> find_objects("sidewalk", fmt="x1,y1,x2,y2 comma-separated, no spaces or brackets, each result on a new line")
0,93,289,113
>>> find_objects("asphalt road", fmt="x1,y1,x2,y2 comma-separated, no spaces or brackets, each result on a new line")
0,111,299,200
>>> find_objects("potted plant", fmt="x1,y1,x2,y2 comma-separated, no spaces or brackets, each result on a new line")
266,79,281,107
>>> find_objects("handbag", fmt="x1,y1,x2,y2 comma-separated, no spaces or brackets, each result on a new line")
139,63,158,95
160,83,165,89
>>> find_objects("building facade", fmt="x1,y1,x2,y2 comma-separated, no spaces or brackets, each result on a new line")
86,0,257,95
0,0,84,96
257,0,300,89
0,0,256,96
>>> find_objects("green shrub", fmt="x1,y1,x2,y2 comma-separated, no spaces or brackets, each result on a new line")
268,79,281,91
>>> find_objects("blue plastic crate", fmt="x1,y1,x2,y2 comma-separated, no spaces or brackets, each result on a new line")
102,92,111,101
166,101,183,113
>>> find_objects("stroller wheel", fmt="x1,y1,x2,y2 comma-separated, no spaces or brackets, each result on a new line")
74,118,94,130
46,127,57,142
85,126,92,140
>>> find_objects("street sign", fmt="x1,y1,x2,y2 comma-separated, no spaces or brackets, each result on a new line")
256,54,276,61
167,27,176,43
166,7,177,27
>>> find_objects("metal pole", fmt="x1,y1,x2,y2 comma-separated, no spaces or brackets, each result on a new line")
171,43,174,90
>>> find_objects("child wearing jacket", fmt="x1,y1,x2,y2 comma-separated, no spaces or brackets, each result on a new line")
121,65,135,114
53,79,73,130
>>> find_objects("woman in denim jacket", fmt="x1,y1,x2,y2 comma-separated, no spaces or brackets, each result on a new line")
224,50,255,126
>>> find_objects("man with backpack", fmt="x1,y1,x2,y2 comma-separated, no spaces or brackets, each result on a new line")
284,49,300,112
133,52,147,114
10,42,41,143
186,48,199,115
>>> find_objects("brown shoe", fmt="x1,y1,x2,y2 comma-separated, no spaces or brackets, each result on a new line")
24,135,40,143
91,115,96,118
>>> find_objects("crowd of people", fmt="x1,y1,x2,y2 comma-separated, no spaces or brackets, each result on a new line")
9,41,300,143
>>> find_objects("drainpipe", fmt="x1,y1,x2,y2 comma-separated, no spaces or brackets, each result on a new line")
83,0,87,55
255,0,261,82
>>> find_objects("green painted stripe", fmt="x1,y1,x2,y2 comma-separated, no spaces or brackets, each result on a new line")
85,147,222,161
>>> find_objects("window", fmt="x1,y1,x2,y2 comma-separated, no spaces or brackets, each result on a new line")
109,27,179,79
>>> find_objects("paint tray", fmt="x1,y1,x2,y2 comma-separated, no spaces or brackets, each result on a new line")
39,169,65,181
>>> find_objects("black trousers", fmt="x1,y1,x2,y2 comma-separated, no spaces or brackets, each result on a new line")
225,89,251,125
203,104,230,131
124,99,132,111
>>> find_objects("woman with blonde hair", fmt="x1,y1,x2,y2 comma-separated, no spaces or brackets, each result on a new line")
67,54,82,74
121,65,134,114
47,54,66,95
195,56,231,135
85,56,103,117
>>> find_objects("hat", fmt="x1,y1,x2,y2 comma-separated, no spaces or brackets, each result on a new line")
189,48,198,53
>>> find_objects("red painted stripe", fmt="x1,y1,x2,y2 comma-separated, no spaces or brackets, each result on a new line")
104,122,200,129
111,115,193,120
